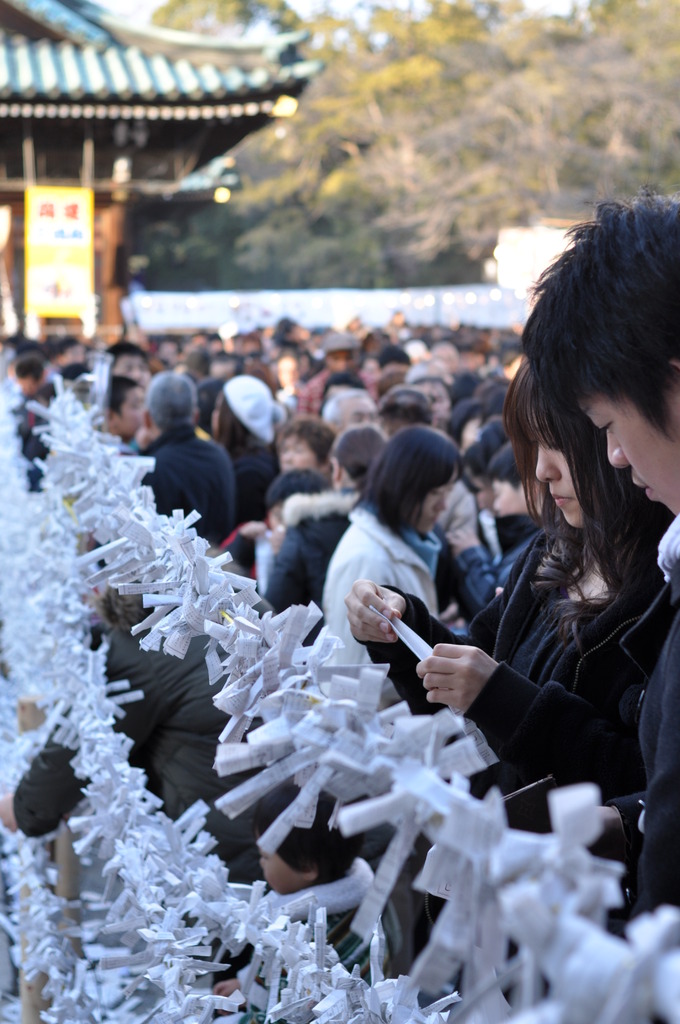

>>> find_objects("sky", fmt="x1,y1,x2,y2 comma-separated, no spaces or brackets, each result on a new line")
101,0,576,29
103,0,421,26
99,0,365,26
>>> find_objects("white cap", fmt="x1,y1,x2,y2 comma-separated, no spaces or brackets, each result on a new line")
223,375,284,444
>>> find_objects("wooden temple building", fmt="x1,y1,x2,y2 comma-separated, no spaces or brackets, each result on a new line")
0,0,321,336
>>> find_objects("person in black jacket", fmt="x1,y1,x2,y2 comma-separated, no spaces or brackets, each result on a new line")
0,588,260,883
141,372,237,546
520,190,680,915
344,360,671,807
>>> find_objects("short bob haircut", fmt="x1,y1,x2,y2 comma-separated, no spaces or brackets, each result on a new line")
504,359,672,630
523,189,680,433
362,425,459,532
331,424,386,492
253,784,362,886
487,441,521,488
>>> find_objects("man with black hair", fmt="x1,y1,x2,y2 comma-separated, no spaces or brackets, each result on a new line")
107,340,151,391
13,351,48,399
377,343,411,373
105,375,145,452
523,189,680,917
48,335,88,369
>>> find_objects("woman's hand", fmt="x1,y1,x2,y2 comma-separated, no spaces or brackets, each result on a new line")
416,643,498,711
589,806,627,862
238,520,268,541
238,520,286,553
344,580,406,643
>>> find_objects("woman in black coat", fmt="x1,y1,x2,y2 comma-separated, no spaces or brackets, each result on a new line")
344,361,671,802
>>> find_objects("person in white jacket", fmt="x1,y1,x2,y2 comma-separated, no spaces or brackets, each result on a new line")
322,425,460,663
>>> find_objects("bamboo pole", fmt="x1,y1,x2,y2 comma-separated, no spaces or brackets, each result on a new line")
17,696,49,1024
17,697,83,1022
53,828,82,958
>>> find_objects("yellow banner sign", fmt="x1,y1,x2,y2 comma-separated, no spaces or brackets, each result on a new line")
25,187,94,317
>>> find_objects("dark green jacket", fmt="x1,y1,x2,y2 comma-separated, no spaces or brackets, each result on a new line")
13,629,260,883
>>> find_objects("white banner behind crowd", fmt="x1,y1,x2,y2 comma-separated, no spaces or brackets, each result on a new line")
0,380,678,1024
122,285,528,334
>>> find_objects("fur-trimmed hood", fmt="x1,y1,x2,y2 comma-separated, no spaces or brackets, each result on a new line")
282,488,357,529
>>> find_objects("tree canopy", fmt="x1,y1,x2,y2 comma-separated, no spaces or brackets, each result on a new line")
135,0,680,290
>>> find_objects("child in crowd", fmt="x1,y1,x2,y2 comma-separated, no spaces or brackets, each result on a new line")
213,785,376,1016
275,415,336,480
224,469,329,587
264,426,387,618
105,375,146,452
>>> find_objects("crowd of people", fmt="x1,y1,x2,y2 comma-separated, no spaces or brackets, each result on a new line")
5,319,528,641
3,188,680,999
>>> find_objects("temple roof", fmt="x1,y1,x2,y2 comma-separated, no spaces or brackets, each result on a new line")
0,0,321,105
0,0,321,193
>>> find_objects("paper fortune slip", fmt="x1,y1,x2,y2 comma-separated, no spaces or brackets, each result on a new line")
369,604,498,768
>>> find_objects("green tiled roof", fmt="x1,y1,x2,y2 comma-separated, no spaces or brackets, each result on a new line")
0,0,321,105
0,32,319,102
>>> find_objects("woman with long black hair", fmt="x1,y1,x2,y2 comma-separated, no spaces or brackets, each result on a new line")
345,360,671,804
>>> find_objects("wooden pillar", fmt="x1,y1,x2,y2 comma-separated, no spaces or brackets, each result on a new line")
0,205,19,338
100,201,127,332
